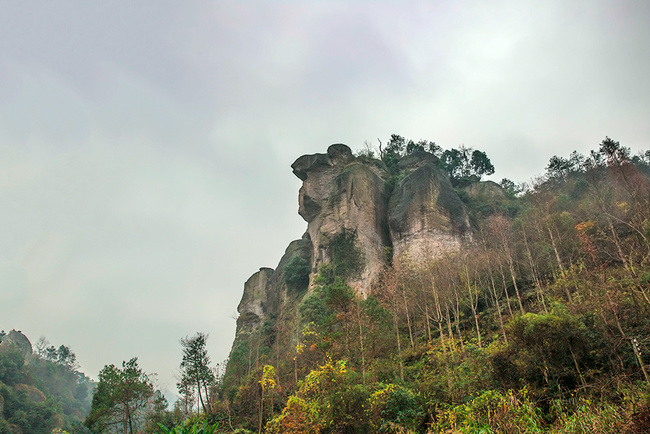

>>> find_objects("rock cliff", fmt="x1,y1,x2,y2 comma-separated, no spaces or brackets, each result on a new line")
225,144,474,383
292,144,389,295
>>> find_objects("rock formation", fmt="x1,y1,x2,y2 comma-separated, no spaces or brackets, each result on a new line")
292,144,389,295
226,144,477,382
388,151,471,265
0,329,33,357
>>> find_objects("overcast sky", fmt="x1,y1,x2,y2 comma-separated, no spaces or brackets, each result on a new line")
1,0,649,394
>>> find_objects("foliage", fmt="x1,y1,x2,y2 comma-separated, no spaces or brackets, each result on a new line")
221,136,650,433
85,358,155,434
0,336,93,432
368,383,424,432
265,396,321,434
283,256,311,292
328,230,365,279
156,420,220,434
178,333,216,416
433,388,543,433
493,305,595,394
440,146,495,187
378,134,494,187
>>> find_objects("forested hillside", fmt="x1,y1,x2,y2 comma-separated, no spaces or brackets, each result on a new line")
0,331,93,433
195,136,650,433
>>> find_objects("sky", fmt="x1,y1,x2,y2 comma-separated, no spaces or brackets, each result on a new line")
1,0,649,395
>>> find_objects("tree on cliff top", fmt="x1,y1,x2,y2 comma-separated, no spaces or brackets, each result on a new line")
440,146,495,186
379,134,494,185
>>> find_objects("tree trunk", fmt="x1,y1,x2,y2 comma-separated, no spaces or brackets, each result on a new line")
197,380,206,414
522,225,548,313
424,301,432,342
488,269,507,342
258,387,264,434
546,220,566,277
498,264,514,316
506,254,525,314
358,307,366,378
463,265,481,347
403,290,415,349
451,286,464,347
393,310,404,382
445,303,454,344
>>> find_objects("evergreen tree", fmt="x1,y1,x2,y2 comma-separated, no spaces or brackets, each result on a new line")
85,358,154,434
178,332,216,415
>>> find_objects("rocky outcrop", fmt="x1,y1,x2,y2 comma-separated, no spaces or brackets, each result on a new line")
292,144,389,295
227,144,473,381
233,143,473,313
290,145,471,292
236,237,313,331
464,180,506,201
0,330,33,357
236,267,274,332
389,151,471,264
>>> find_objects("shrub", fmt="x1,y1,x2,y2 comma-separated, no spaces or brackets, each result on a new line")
284,257,311,292
329,231,365,279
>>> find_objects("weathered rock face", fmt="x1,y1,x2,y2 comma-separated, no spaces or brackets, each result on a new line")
236,237,312,331
464,180,506,201
0,330,33,357
388,151,471,264
236,267,274,332
292,144,389,295
231,143,473,311
290,145,471,291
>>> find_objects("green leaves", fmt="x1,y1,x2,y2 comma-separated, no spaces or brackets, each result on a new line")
178,332,216,415
85,357,154,433
157,421,220,434
283,256,311,292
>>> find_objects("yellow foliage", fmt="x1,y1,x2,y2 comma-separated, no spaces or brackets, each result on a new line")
259,364,277,390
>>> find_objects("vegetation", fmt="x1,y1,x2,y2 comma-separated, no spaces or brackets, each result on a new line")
211,136,650,433
328,230,365,280
377,134,495,187
178,333,217,417
0,333,93,433
85,358,156,434
283,257,311,293
25,135,650,433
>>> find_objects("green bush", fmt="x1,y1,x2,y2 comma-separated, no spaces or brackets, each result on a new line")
284,256,311,292
329,231,365,279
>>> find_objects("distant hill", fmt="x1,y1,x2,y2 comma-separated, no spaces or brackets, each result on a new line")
0,329,94,433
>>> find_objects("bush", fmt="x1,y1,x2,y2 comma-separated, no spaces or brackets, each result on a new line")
284,257,311,292
329,231,365,279
368,383,424,433
433,389,543,434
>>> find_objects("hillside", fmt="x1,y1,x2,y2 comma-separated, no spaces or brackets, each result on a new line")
0,330,93,433
212,136,650,433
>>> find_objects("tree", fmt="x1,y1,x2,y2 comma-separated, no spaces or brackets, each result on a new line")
178,333,216,415
258,364,277,433
380,134,407,174
56,345,79,371
441,146,495,186
85,358,155,434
